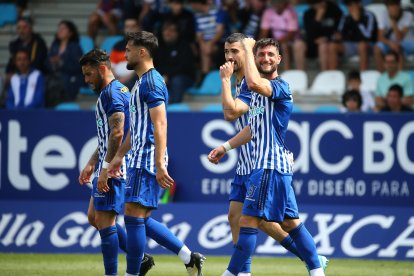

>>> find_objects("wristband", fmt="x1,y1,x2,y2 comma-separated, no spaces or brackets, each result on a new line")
102,161,109,169
222,141,232,152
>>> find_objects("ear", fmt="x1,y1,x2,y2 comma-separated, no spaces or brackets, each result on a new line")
98,63,107,75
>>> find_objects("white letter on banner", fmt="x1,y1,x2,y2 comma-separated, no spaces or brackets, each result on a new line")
200,120,237,173
8,121,30,190
397,122,414,174
50,212,89,247
378,217,414,258
313,214,353,254
31,136,76,191
15,221,44,247
363,122,394,173
311,121,353,174
342,215,394,257
287,121,310,173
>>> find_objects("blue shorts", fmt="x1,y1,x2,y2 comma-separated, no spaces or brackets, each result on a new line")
92,177,125,214
125,167,160,209
242,168,299,222
229,174,249,202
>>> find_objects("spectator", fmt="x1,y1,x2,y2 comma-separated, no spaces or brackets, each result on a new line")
380,84,413,112
238,0,268,39
5,17,48,81
6,49,45,109
189,0,229,83
122,0,160,31
303,0,343,70
374,0,414,71
375,51,413,110
87,0,123,40
328,0,377,71
347,70,375,111
259,0,306,70
110,17,140,89
341,89,362,112
47,20,83,101
155,20,196,103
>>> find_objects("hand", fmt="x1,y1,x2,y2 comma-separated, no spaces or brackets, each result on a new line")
156,166,174,189
79,163,94,185
207,146,226,164
108,156,123,178
242,37,256,50
97,169,110,193
220,61,234,79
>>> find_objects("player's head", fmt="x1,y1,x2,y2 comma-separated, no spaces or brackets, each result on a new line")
125,31,158,70
79,49,111,93
224,33,247,73
253,38,281,76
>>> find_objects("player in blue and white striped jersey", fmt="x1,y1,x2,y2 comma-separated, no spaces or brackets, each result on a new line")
108,31,205,276
210,38,326,276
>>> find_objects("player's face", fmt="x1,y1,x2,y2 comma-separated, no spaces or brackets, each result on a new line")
125,40,140,70
224,42,244,72
255,45,281,75
82,64,104,93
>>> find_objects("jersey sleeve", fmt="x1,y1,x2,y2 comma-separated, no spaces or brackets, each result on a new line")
237,81,252,106
107,84,129,116
144,83,166,109
270,78,292,101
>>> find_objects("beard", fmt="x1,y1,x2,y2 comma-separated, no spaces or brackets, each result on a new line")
126,60,137,70
257,63,277,76
93,74,104,94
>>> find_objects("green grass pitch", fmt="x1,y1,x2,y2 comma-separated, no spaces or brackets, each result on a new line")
1,253,413,275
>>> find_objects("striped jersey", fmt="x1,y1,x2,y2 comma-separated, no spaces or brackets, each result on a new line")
248,76,293,175
129,68,168,174
194,7,229,42
95,79,130,177
235,78,252,175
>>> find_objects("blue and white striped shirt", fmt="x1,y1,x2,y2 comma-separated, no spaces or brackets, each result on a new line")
235,78,252,175
95,79,130,177
129,68,168,174
248,77,293,175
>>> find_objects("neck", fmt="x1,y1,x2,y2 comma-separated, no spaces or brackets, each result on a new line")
136,60,154,78
235,71,244,83
388,71,397,78
102,74,115,89
262,71,278,80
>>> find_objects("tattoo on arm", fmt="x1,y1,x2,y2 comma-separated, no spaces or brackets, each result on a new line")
106,112,125,162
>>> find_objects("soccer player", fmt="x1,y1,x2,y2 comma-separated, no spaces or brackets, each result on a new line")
209,37,326,276
219,33,327,275
78,49,154,276
107,31,205,276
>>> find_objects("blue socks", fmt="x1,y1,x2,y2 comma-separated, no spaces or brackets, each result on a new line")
125,216,146,275
99,225,119,276
116,223,127,253
144,217,184,254
227,227,258,275
280,234,303,261
289,223,320,270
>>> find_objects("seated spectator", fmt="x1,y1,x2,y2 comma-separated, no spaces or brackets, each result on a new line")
122,0,159,32
237,0,268,39
109,17,140,89
6,49,45,109
341,89,362,112
375,51,413,110
47,20,83,101
328,0,377,71
380,84,413,112
189,0,229,83
87,0,123,40
374,0,414,71
347,70,375,111
304,0,343,70
259,0,306,70
5,17,48,82
155,20,196,103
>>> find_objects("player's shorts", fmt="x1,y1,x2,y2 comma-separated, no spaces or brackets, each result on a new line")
242,168,299,222
125,167,160,209
229,174,250,202
92,177,125,214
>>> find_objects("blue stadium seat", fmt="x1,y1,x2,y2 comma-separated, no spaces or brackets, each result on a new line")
100,35,123,54
314,105,340,113
187,70,221,96
292,105,302,113
80,35,94,54
79,86,95,96
294,4,310,30
168,103,191,112
55,102,81,111
201,103,222,112
407,71,414,86
0,3,17,27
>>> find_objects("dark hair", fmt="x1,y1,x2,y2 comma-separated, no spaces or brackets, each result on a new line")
385,0,400,5
18,16,34,25
253,38,280,55
188,0,208,4
388,84,404,98
79,49,111,68
55,20,80,43
342,90,362,108
384,50,399,62
125,31,158,58
225,33,248,44
343,0,360,6
347,70,361,81
15,49,31,59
